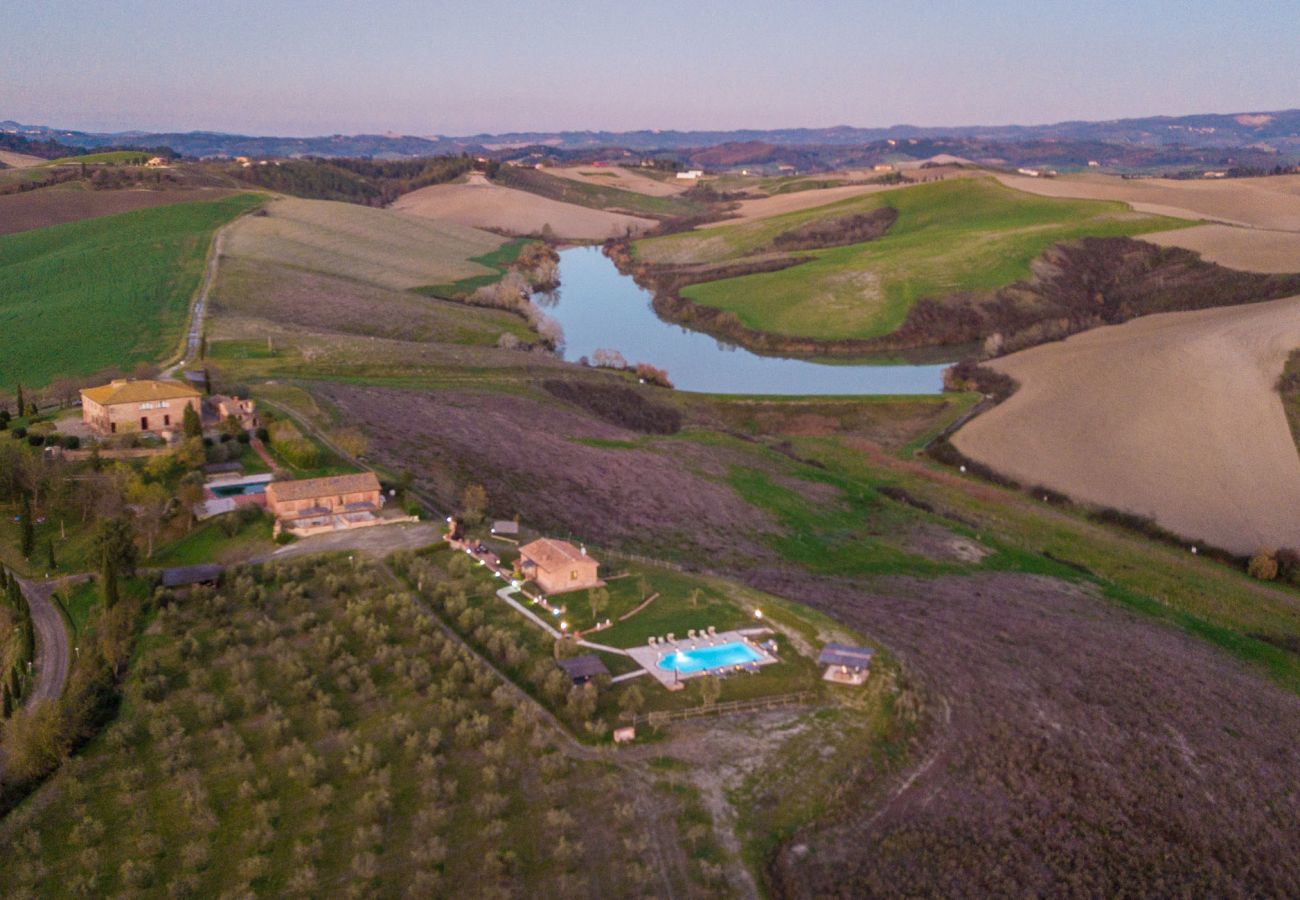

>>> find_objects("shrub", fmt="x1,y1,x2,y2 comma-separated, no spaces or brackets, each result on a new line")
1247,548,1279,581
12,427,26,439
62,435,80,450
27,434,44,446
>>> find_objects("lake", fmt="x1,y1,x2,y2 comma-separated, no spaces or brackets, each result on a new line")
537,246,948,395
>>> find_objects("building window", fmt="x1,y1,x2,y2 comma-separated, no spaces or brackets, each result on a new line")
164,414,171,426
141,416,149,430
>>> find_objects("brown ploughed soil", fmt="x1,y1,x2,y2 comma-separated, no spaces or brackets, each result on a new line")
391,173,656,240
953,295,1300,555
755,571,1300,897
0,186,236,235
1144,222,1300,273
996,171,1300,230
544,165,690,197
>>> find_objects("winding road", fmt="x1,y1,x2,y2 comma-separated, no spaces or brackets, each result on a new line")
14,574,88,708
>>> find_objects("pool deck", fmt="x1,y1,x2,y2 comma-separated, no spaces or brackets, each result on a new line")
625,630,778,689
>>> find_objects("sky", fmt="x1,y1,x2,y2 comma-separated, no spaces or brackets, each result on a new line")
4,0,1299,136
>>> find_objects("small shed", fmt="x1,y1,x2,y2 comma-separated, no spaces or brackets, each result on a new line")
160,564,224,589
557,654,610,685
818,643,874,685
491,520,520,537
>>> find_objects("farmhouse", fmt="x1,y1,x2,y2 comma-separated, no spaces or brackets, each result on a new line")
80,379,202,436
518,538,602,595
207,394,258,430
266,472,386,536
675,169,704,180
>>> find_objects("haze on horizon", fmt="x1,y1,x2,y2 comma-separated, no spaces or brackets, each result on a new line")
3,0,1299,137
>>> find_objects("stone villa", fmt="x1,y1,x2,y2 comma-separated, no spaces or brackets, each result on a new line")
80,379,202,436
266,472,390,537
518,538,602,595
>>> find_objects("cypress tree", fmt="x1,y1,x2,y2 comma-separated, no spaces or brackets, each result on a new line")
46,538,56,570
2,683,11,718
15,383,23,419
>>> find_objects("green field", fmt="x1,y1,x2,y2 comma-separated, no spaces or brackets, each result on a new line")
0,193,263,387
635,177,1190,340
41,151,154,166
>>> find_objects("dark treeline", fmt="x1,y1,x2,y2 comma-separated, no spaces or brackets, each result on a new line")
226,155,474,205
0,133,84,160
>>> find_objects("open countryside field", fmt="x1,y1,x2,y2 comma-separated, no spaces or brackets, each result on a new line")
392,173,656,240
0,185,237,236
995,171,1300,230
0,193,262,387
544,164,691,196
637,177,1188,341
0,149,46,169
700,179,924,227
954,295,1300,555
1143,223,1300,273
223,195,505,291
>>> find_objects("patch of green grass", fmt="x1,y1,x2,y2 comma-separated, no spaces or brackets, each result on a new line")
150,515,275,568
416,238,529,298
728,465,959,577
41,150,153,166
0,193,263,386
637,177,1191,340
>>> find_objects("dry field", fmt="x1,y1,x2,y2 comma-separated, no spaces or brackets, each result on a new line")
1143,223,1300,273
544,165,689,197
392,173,656,240
757,570,1300,896
700,182,902,228
954,295,1300,555
223,195,503,290
0,186,237,235
996,171,1300,230
0,149,47,169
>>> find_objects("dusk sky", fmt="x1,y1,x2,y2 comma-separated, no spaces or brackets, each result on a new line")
4,0,1299,136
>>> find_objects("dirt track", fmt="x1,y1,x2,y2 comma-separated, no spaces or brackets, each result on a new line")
392,174,655,240
755,571,1300,896
954,295,1300,554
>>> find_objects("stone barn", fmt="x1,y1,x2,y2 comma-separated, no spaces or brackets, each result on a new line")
518,538,602,595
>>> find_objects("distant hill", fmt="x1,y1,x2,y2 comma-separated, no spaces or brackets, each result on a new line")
4,108,1300,171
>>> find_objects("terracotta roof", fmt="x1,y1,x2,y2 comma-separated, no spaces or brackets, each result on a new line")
519,538,596,571
80,379,201,406
266,472,380,504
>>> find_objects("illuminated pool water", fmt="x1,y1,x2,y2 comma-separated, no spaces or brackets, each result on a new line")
657,641,764,674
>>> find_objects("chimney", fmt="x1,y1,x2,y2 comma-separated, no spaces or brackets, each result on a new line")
580,546,586,556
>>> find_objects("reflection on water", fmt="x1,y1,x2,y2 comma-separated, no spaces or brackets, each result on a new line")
540,247,948,396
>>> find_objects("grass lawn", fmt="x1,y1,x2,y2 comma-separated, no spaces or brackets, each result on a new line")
636,177,1191,340
150,515,275,568
0,193,263,387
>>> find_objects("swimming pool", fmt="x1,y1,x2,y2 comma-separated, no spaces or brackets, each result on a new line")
657,641,764,674
208,482,268,498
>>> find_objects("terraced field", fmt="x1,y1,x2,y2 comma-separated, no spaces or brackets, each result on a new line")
635,177,1188,341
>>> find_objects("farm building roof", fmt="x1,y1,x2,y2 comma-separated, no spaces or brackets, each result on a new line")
160,564,224,588
818,643,875,669
266,472,381,504
557,655,609,681
519,538,595,571
80,379,201,406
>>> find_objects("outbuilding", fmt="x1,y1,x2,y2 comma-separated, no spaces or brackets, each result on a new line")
518,538,601,595
818,643,874,685
557,654,610,685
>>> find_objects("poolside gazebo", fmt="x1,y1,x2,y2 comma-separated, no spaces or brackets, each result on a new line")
818,643,874,685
